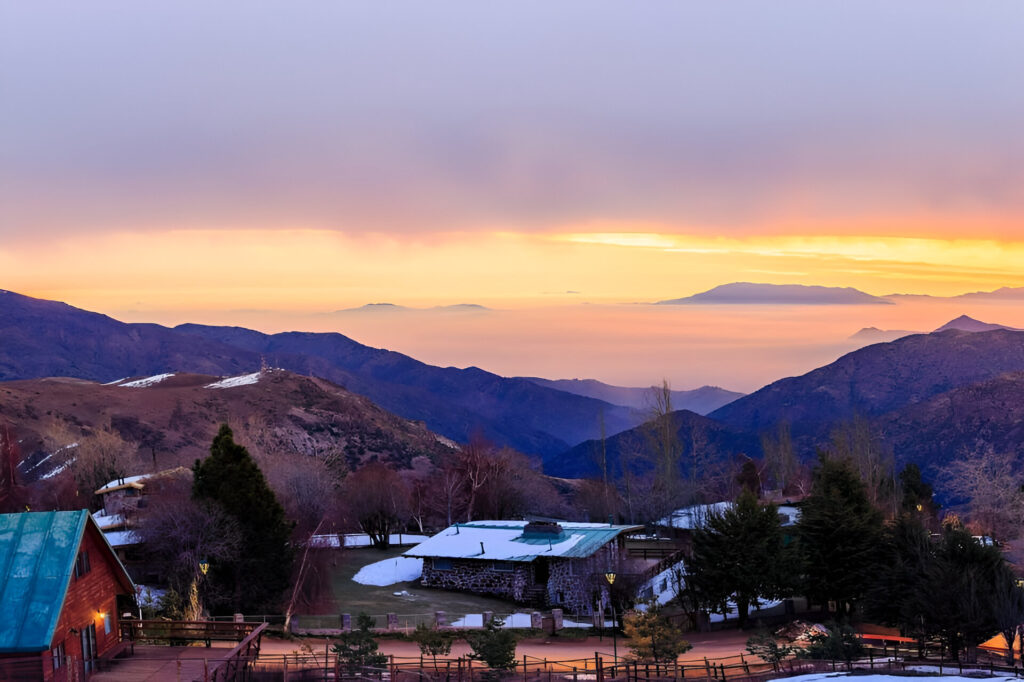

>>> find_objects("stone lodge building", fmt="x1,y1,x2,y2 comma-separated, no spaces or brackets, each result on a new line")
404,520,644,614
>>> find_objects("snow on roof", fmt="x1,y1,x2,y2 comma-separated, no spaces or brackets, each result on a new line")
104,529,142,548
658,501,801,529
95,474,151,495
91,511,126,530
205,372,261,389
119,373,175,388
404,520,641,562
95,467,190,495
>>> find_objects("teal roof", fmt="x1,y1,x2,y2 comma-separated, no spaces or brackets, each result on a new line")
0,510,132,654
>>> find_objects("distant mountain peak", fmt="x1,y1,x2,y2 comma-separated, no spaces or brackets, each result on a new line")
849,327,918,342
933,315,1021,333
656,282,892,306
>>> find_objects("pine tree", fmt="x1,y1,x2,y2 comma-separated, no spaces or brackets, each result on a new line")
193,424,294,614
622,602,692,662
687,490,792,627
797,455,883,616
466,616,518,677
332,613,388,674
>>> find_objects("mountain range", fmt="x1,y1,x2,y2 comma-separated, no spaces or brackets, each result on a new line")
6,288,1024,484
524,378,742,415
0,290,648,457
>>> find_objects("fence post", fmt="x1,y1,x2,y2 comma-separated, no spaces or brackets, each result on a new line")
704,657,711,679
283,655,289,682
597,654,604,682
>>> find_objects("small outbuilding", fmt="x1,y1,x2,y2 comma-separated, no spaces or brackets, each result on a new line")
0,510,136,680
404,520,644,614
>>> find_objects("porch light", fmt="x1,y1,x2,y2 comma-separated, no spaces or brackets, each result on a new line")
199,559,210,575
605,572,616,585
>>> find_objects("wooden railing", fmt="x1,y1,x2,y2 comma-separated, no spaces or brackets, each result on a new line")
206,622,268,682
119,619,261,646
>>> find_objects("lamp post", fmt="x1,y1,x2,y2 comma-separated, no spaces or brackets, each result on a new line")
605,572,618,662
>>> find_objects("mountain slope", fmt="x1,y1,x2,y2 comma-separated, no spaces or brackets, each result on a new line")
709,328,1024,443
545,410,760,479
875,371,1024,471
526,378,743,415
0,289,256,381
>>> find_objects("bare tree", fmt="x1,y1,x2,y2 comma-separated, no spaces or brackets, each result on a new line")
939,450,1024,540
73,425,138,505
0,423,30,513
761,422,798,494
344,463,411,547
138,479,243,619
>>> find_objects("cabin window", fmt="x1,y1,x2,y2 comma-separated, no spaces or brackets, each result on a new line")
74,550,91,578
432,558,453,571
51,641,65,670
492,561,514,572
104,613,112,635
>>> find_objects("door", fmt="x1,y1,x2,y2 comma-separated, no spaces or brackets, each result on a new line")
534,559,549,584
80,623,97,675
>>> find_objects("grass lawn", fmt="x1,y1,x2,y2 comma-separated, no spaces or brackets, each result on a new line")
296,545,522,631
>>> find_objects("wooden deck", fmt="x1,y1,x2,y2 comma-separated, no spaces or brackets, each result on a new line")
89,644,240,681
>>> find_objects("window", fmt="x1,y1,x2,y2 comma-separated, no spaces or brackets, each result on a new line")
74,550,91,578
51,641,65,670
492,561,514,572
103,613,112,635
432,558,453,571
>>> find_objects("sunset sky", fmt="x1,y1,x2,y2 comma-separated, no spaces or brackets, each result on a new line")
3,2,1024,390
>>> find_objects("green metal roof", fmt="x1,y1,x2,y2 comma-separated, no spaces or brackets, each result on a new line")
0,510,131,654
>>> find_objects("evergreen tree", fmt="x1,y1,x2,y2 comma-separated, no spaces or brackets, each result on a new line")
411,623,455,672
899,462,938,519
687,490,792,627
916,528,1008,661
332,613,388,673
862,514,932,653
622,602,692,662
466,616,518,677
797,455,883,616
193,424,294,614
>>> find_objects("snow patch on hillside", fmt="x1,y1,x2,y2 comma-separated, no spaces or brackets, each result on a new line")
353,557,423,586
206,372,261,389
120,373,175,388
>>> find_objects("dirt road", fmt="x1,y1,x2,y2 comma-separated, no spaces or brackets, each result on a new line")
262,629,751,665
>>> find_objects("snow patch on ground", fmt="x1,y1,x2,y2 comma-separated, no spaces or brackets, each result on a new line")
782,675,1015,682
205,372,262,389
310,533,429,548
41,459,74,479
353,557,423,586
120,373,175,388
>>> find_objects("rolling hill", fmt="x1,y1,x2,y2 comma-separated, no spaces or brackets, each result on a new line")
2,369,455,482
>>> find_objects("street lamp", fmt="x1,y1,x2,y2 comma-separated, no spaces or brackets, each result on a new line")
605,572,618,662
199,559,210,576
